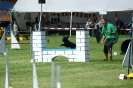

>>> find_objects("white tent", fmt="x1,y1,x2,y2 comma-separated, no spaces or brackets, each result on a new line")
12,0,133,35
13,0,133,13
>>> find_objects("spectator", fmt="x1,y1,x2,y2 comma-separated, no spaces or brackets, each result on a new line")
35,12,44,30
115,17,125,34
31,20,36,31
93,15,98,23
24,13,32,40
85,18,94,28
85,18,94,36
43,13,49,27
95,19,103,43
24,13,32,33
43,13,50,35
92,14,98,36
13,21,19,42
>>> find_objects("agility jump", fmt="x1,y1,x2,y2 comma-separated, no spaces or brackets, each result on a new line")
32,28,90,62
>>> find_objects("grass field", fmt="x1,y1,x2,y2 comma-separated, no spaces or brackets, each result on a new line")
0,35,133,88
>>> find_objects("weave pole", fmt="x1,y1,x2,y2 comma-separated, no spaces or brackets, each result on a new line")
51,59,54,88
69,12,73,36
57,65,61,88
30,27,32,53
0,28,6,55
5,48,12,88
32,52,39,88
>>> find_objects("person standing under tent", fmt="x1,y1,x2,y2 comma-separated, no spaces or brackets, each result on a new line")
92,14,98,36
24,13,32,32
101,18,118,61
85,18,94,36
85,18,94,28
35,12,44,31
43,13,49,35
31,20,36,31
13,21,19,42
24,13,32,40
95,19,103,43
115,17,125,34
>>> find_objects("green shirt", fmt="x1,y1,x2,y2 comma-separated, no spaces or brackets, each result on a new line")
101,23,118,39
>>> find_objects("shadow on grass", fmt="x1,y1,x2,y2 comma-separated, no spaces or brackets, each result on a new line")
53,56,68,62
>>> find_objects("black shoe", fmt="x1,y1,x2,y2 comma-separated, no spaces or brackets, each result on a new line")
110,57,113,61
120,52,125,55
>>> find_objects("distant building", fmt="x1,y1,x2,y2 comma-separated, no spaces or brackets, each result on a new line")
0,0,17,27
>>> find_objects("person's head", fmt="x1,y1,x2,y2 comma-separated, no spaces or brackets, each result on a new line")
101,18,107,26
14,21,16,24
38,12,40,16
115,17,118,21
87,18,91,22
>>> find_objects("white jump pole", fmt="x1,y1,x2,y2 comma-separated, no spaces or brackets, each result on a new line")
5,48,11,88
69,12,73,36
51,59,55,88
57,65,61,88
30,27,32,53
32,52,39,88
101,14,103,18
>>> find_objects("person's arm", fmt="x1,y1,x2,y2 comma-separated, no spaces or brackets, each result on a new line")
108,29,116,34
108,25,117,34
101,27,105,45
101,35,105,45
85,22,89,27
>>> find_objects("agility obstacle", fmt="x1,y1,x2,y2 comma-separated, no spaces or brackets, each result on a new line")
120,23,133,80
0,29,6,55
5,48,12,88
32,27,131,63
32,52,39,88
122,25,133,69
57,65,61,88
122,41,133,68
11,30,21,49
9,29,33,53
32,28,90,62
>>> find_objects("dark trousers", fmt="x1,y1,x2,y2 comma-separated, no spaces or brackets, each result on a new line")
96,26,102,43
104,38,118,54
96,31,102,43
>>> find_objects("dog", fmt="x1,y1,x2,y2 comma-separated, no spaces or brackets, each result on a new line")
60,36,76,48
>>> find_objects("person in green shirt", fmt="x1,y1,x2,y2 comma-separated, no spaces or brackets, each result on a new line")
101,18,118,61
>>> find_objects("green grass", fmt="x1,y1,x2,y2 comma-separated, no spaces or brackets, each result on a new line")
0,35,133,88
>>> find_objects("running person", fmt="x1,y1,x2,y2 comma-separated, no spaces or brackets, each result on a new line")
101,18,118,61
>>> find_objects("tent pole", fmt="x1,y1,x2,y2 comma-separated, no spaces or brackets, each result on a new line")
70,12,72,36
101,14,103,18
38,3,43,31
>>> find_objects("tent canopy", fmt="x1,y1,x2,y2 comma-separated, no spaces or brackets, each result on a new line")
13,0,133,13
0,1,14,10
